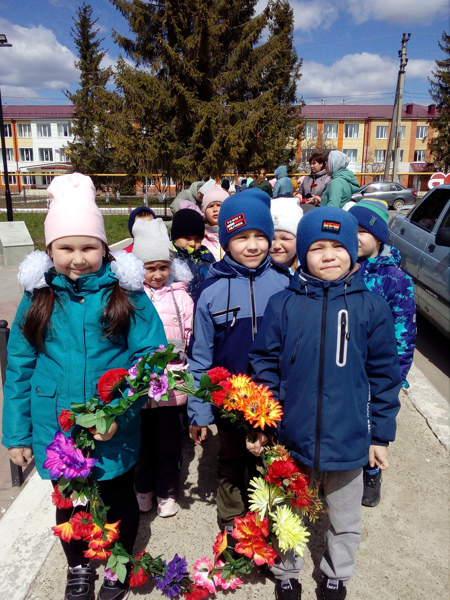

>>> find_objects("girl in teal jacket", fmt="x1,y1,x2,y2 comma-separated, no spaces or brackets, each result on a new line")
2,173,166,600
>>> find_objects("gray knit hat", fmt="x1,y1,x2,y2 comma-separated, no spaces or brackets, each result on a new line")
132,218,174,264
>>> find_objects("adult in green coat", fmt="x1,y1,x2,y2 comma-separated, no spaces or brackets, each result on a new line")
320,150,360,208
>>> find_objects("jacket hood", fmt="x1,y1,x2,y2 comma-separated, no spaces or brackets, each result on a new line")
189,181,203,202
327,150,349,175
331,168,360,191
275,165,288,179
287,265,365,298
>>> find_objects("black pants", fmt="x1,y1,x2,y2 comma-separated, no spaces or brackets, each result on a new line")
134,406,183,499
53,468,139,568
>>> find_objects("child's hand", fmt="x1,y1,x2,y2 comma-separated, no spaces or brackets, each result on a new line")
369,445,390,470
90,422,119,442
8,446,33,467
189,425,208,445
246,432,268,457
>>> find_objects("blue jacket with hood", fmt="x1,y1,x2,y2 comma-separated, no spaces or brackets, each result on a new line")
249,268,402,472
187,253,290,426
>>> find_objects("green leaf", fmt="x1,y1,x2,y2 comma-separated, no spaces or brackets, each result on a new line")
200,373,212,389
70,402,88,414
95,417,107,434
76,413,98,428
107,555,117,568
116,562,127,583
117,555,129,564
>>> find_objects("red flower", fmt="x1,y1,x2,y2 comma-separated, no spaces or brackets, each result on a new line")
207,367,231,384
84,546,111,560
71,511,94,540
266,459,298,486
311,183,318,189
97,369,129,403
58,409,75,432
211,380,232,407
184,586,209,600
129,567,149,587
51,486,73,509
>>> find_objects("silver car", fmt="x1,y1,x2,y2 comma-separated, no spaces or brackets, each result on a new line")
388,185,450,337
353,181,417,210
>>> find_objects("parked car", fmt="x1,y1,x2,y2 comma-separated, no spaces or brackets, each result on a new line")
352,181,417,209
389,185,450,337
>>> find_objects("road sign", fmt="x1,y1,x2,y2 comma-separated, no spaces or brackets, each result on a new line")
428,172,450,189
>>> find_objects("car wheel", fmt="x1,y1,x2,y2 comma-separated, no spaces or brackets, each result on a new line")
392,198,405,210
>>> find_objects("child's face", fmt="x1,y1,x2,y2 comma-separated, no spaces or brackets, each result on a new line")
50,236,105,281
144,261,171,288
357,227,381,259
270,231,297,268
226,229,269,269
175,235,203,250
306,239,351,281
204,202,222,226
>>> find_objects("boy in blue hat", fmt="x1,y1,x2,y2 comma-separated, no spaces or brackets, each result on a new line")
349,199,416,507
247,207,402,600
187,188,290,530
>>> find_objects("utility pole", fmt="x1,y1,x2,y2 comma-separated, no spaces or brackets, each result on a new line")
384,33,411,182
0,34,13,221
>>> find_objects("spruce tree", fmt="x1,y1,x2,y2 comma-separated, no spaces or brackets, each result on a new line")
107,0,302,180
428,31,450,171
65,3,115,188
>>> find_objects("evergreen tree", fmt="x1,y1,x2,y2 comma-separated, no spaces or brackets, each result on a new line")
106,0,302,180
65,3,115,188
428,31,450,171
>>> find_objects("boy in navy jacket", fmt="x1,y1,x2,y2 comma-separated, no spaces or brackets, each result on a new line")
248,208,401,600
187,188,290,530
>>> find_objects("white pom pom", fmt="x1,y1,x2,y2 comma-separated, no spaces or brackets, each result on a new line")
167,258,194,285
17,250,53,292
110,251,145,292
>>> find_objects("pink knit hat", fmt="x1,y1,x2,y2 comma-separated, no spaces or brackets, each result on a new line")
44,173,107,246
201,185,229,213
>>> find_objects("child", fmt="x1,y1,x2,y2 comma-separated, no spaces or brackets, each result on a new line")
270,197,303,274
171,208,215,301
273,165,294,199
2,173,167,600
132,218,194,517
349,198,416,507
201,184,229,261
247,207,401,600
187,188,290,532
123,205,157,252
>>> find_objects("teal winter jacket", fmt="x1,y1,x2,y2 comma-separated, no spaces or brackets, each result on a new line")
320,169,360,208
2,259,167,481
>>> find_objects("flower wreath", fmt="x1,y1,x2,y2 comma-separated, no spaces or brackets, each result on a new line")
46,347,322,598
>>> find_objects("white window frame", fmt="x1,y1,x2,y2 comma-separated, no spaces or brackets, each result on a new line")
19,148,34,161
304,123,318,139
301,148,314,163
374,149,386,162
2,174,17,185
375,126,388,139
22,175,36,185
3,123,12,137
37,123,52,138
17,123,32,137
41,175,54,185
343,148,358,162
416,126,429,140
39,148,53,161
6,148,14,161
58,122,72,137
344,123,359,139
323,123,338,139
400,126,405,140
414,149,426,162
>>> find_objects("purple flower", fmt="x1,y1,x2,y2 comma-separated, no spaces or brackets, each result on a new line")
127,385,136,397
148,373,169,403
43,431,97,480
155,554,188,598
104,568,118,582
128,356,143,380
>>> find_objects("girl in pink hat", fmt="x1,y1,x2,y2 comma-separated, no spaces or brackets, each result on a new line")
200,184,229,261
2,173,167,600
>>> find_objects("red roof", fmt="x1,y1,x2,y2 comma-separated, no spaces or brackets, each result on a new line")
299,103,436,120
3,105,76,119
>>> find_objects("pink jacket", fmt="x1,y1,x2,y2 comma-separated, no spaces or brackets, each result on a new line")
202,228,223,261
144,262,194,407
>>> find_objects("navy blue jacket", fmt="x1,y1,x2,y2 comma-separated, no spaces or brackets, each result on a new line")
172,243,215,302
249,268,402,472
187,253,290,426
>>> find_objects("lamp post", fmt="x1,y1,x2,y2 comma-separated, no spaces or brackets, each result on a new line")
0,33,13,221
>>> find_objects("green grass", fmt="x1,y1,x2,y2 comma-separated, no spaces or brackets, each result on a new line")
0,213,132,251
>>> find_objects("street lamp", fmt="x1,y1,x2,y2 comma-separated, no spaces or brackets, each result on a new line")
0,33,13,221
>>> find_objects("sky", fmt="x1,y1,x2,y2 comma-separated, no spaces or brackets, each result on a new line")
0,0,446,107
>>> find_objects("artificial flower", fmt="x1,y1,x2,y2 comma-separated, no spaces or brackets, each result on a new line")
212,531,228,562
148,373,169,403
207,367,231,384
183,586,209,600
71,511,94,539
192,557,216,594
266,458,298,486
43,431,97,480
232,511,270,541
211,380,232,407
248,476,285,517
155,554,189,598
128,356,143,380
271,505,311,556
129,566,149,587
58,409,75,432
51,486,73,509
97,368,129,403
52,521,75,543
104,568,118,582
213,561,243,590
84,546,112,560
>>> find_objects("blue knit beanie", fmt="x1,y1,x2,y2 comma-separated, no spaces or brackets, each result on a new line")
218,188,274,249
296,207,358,270
348,198,389,243
128,206,157,236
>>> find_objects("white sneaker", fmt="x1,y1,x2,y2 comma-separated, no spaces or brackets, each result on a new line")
156,497,178,518
136,491,153,512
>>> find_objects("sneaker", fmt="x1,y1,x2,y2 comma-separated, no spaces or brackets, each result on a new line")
65,564,94,600
321,577,347,600
136,491,153,512
362,468,382,507
275,578,302,600
97,576,130,600
156,497,178,517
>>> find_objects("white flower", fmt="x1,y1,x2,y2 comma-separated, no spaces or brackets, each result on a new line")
17,250,53,292
110,251,144,292
248,476,285,518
